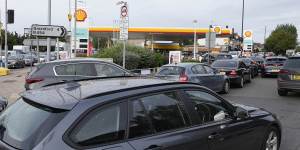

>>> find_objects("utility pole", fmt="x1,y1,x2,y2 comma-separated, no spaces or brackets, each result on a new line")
46,0,51,62
208,25,211,64
0,10,2,67
241,0,245,42
68,0,72,58
193,20,197,59
4,0,8,68
264,26,267,44
74,0,77,58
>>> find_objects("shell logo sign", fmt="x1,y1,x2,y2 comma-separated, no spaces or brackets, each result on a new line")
244,31,252,38
213,26,222,34
76,9,87,22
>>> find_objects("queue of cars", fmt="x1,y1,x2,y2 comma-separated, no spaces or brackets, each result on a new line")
2,53,299,150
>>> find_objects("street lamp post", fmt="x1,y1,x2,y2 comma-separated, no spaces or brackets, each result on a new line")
4,0,8,68
46,0,51,62
241,0,245,42
193,20,197,59
74,0,77,58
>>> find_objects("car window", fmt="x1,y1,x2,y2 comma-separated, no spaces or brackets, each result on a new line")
204,66,214,74
75,63,97,76
55,64,76,76
184,90,230,124
138,92,189,133
69,103,126,147
129,100,155,138
192,65,206,74
212,61,238,68
157,66,185,76
95,63,125,77
284,58,300,69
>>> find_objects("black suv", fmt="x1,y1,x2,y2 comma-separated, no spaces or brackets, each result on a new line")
0,78,281,150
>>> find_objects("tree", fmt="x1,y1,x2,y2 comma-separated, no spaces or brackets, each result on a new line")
265,24,298,55
1,29,25,50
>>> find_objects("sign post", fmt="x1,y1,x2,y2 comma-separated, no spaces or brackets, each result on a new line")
119,2,129,68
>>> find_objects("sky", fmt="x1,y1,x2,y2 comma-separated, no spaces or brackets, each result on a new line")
0,0,299,43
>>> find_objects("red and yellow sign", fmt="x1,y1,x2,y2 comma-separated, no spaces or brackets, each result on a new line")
214,26,222,34
76,9,87,22
244,31,252,38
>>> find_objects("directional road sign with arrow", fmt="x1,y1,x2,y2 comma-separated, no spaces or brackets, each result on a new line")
31,24,67,38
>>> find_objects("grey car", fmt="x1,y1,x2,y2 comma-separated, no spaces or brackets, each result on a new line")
156,63,230,94
0,77,281,150
277,56,300,96
25,58,132,90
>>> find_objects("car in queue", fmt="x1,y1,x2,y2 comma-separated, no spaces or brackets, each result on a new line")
215,53,233,60
7,56,25,69
0,78,281,150
261,57,287,77
156,63,230,94
24,54,37,66
277,56,300,96
250,56,265,73
25,58,132,90
240,57,259,78
211,59,252,88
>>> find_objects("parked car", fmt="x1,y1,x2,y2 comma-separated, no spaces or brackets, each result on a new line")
277,56,300,96
229,51,240,58
156,63,230,94
250,56,265,73
216,53,233,60
240,58,259,78
211,59,252,88
201,53,216,63
25,58,132,90
24,55,36,66
261,57,287,77
0,78,281,150
7,56,25,69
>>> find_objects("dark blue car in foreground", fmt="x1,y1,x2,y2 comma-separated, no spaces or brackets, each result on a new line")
0,77,281,150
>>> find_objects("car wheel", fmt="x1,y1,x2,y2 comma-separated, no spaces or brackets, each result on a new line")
261,127,280,150
221,81,230,94
238,77,244,88
278,89,288,96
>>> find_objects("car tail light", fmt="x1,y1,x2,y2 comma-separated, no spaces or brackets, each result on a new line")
279,69,289,74
179,73,189,82
229,70,238,76
26,77,44,84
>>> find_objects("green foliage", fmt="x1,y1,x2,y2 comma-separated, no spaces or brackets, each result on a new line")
93,44,165,70
182,58,201,63
0,29,25,50
265,24,298,55
296,46,300,52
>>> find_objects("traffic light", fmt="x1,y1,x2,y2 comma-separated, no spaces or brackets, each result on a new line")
7,10,14,24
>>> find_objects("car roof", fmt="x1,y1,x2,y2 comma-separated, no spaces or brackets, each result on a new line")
21,77,195,110
288,56,300,59
265,56,287,59
162,63,204,68
42,58,112,65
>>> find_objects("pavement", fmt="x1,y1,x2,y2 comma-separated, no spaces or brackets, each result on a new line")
0,68,299,150
224,77,300,150
0,67,30,103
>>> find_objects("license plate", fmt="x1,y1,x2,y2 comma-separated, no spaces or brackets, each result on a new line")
292,75,300,80
220,72,226,75
271,69,280,72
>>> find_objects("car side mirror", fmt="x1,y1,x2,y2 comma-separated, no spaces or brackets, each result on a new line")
0,96,8,112
235,106,249,120
214,111,227,121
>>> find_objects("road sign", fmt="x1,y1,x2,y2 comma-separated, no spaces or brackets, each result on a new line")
205,32,216,48
120,4,129,41
121,6,128,18
31,24,67,37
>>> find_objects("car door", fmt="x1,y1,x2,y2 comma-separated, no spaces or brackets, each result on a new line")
181,90,260,150
190,65,213,90
128,91,210,150
63,102,135,150
203,65,224,92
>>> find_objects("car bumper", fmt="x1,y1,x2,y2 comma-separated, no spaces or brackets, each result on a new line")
278,80,300,91
228,76,241,84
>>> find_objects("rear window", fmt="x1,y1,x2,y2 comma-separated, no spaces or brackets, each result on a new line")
212,61,238,68
216,55,232,60
284,58,300,68
266,58,287,62
157,66,185,75
0,99,68,149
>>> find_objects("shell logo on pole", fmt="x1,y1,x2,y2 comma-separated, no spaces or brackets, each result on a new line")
244,31,252,38
76,9,87,22
213,26,222,34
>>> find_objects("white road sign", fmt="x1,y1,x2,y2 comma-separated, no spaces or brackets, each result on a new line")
205,32,216,48
31,24,67,37
119,5,129,41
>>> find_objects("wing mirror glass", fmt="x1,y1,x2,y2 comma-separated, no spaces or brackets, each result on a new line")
235,106,249,120
0,96,8,112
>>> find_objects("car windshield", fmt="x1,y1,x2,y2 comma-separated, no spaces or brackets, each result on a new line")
0,98,68,149
212,61,238,68
157,66,185,75
216,54,232,60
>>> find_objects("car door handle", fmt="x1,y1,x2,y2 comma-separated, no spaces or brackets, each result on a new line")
145,145,163,150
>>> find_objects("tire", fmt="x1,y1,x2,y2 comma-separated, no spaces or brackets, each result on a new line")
221,81,230,94
238,77,244,88
260,127,280,150
278,89,288,96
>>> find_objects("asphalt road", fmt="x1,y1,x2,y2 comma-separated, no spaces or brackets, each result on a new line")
224,77,300,150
